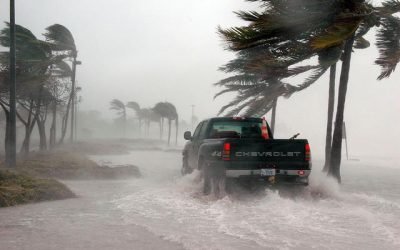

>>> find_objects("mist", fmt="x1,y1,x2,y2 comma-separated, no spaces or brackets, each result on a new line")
1,1,400,250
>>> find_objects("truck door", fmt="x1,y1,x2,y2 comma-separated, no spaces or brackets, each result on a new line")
192,121,209,168
188,122,204,168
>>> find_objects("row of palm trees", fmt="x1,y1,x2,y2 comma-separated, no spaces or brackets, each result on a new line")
216,0,400,182
0,23,79,158
110,99,179,146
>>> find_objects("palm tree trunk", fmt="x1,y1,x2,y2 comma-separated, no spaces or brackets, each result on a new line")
49,102,57,148
160,118,164,140
323,64,337,172
37,119,47,151
328,35,355,183
0,102,10,159
59,94,72,144
123,111,126,138
167,119,172,146
175,119,179,146
19,113,37,156
270,97,278,134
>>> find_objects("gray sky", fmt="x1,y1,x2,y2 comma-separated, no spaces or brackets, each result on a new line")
1,0,399,159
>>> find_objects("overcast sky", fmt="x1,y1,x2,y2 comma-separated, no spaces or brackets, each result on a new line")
0,0,399,159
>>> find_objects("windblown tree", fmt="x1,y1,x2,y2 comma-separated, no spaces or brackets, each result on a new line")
0,23,79,157
218,0,400,182
0,23,58,155
126,101,141,134
215,47,318,133
44,24,78,144
48,60,73,148
110,99,127,136
153,102,179,145
137,108,160,137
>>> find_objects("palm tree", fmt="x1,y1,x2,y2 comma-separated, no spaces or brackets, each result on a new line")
153,102,179,145
110,99,127,136
0,23,56,155
215,46,321,133
218,0,400,182
49,60,73,148
126,101,141,134
153,102,169,140
44,24,78,143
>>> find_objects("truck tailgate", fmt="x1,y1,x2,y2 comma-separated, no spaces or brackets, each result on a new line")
228,139,309,170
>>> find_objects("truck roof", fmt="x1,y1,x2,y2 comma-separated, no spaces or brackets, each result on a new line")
206,117,263,122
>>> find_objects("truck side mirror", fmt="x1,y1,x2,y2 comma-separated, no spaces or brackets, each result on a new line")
184,131,192,140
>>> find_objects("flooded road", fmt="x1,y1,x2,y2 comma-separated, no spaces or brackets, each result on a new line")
1,150,400,250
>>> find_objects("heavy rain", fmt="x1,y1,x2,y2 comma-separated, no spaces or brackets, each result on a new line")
1,1,400,250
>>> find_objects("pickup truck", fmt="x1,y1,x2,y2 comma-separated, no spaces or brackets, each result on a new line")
182,117,311,195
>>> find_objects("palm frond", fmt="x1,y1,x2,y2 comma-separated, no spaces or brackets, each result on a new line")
296,66,329,90
378,0,400,16
214,74,261,86
44,24,76,52
311,18,361,50
375,16,400,79
110,99,125,111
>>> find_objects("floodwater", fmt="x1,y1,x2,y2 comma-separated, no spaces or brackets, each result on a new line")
1,150,400,250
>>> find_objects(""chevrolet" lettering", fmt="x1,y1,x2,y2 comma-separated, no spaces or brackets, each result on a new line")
235,152,301,157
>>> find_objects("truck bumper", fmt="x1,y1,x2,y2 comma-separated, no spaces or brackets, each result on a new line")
205,160,310,185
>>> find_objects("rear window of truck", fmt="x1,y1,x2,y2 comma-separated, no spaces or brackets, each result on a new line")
209,120,263,139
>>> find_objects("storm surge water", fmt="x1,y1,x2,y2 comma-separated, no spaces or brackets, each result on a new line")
92,150,400,250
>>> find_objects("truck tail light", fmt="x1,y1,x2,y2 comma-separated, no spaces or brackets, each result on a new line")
305,143,311,162
222,142,231,161
298,170,305,176
261,117,270,140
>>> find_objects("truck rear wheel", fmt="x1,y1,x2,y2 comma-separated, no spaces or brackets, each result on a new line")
202,163,226,197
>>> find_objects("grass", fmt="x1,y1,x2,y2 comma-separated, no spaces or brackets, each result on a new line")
16,150,141,180
0,149,140,207
0,170,75,207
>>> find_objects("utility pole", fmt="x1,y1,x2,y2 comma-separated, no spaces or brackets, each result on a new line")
191,105,195,131
7,0,17,168
69,57,81,142
74,87,82,141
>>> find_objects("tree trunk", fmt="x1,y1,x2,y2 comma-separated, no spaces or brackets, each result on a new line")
328,35,355,183
20,129,30,156
167,119,172,146
4,110,10,160
175,119,179,146
323,64,337,172
123,111,126,138
160,118,164,140
270,97,278,134
19,114,37,156
59,94,72,144
49,102,57,148
138,118,142,137
37,119,47,150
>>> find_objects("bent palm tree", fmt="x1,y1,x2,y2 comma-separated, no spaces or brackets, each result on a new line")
110,99,127,136
126,101,141,134
218,0,400,182
153,102,179,145
44,24,78,143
